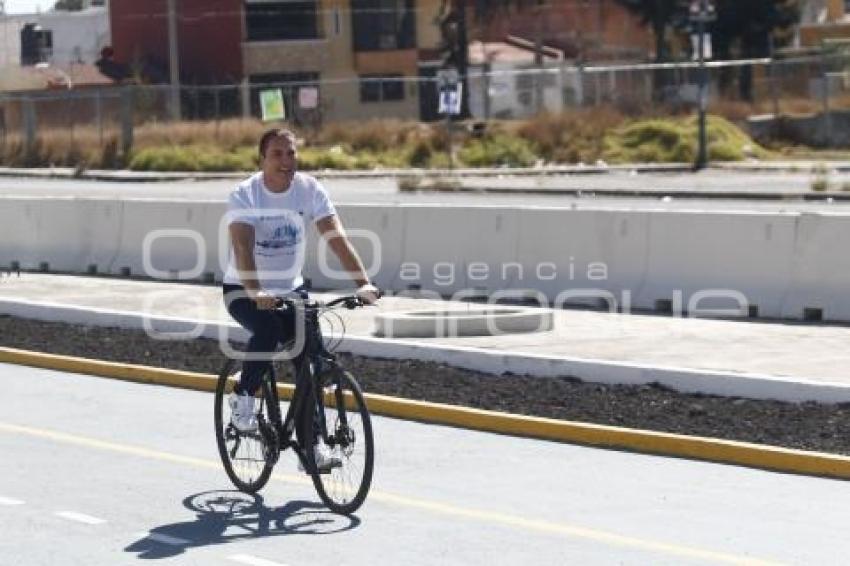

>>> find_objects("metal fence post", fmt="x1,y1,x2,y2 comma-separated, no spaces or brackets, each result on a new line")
120,86,134,155
241,79,251,119
95,89,103,148
821,51,833,147
23,96,36,155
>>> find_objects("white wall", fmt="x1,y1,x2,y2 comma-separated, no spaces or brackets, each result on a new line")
468,62,572,120
0,7,110,68
4,198,850,322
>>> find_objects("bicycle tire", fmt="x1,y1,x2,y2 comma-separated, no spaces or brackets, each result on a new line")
214,359,276,493
305,366,374,515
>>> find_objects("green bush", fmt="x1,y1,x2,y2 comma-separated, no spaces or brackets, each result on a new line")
130,146,196,171
458,134,537,167
297,146,357,170
602,115,769,164
128,145,255,171
405,139,431,167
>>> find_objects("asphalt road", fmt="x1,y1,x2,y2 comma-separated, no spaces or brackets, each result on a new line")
1,363,848,565
3,172,850,213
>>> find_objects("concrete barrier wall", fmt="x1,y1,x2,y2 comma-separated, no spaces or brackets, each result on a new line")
516,209,650,309
0,198,123,272
303,205,407,292
110,200,220,279
3,197,850,321
784,213,850,321
637,211,798,318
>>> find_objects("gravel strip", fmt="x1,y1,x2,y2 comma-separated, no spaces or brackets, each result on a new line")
2,314,849,455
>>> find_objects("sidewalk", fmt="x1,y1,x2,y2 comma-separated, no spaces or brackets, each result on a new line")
1,273,849,403
1,159,848,183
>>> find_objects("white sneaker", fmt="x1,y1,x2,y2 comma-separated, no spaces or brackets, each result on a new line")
228,391,258,432
298,444,342,473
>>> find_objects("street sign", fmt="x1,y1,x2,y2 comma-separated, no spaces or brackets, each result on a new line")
438,83,462,115
259,88,285,121
298,86,319,109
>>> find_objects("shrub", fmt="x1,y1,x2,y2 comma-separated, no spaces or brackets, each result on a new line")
458,134,537,167
517,108,626,164
297,146,357,170
128,145,255,171
602,115,769,164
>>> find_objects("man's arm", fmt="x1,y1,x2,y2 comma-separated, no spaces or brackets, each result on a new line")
316,215,379,302
229,222,276,309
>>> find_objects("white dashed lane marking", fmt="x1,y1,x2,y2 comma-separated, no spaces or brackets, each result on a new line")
228,554,291,566
137,532,191,546
54,511,107,525
0,496,25,505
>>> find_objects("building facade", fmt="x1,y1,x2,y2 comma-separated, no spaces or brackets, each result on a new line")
0,6,110,69
108,0,445,122
798,0,850,46
470,0,652,62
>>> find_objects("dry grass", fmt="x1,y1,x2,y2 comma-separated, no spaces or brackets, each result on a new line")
1,126,123,168
310,119,434,151
132,118,268,151
514,108,626,163
0,99,833,170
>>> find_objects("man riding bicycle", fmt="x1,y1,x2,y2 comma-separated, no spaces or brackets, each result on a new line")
222,127,379,471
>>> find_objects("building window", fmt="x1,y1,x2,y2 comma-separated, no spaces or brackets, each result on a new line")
359,75,405,102
351,0,415,51
245,1,319,41
20,23,52,65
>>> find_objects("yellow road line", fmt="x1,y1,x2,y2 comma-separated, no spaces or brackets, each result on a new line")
0,420,782,565
2,345,850,481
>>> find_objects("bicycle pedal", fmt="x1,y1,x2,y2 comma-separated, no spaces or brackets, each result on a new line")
316,463,341,475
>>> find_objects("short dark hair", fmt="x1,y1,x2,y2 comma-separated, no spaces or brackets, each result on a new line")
258,128,297,158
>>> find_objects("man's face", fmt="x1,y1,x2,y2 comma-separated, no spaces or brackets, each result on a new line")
261,136,297,189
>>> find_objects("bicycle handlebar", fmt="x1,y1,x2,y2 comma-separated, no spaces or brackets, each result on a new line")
273,290,380,311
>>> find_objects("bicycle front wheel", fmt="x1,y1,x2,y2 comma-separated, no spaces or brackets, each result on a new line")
214,359,276,493
306,367,374,515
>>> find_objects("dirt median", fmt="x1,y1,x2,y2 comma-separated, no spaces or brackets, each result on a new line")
1,314,848,455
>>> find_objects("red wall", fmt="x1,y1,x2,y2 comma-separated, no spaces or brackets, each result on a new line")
110,0,243,84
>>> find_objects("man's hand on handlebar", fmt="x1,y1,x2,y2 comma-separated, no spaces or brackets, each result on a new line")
252,289,279,310
356,283,381,305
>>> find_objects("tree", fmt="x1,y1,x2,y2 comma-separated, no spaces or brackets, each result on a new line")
616,0,800,100
711,0,800,100
615,0,686,63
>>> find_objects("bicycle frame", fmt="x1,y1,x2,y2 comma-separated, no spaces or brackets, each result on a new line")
257,298,348,469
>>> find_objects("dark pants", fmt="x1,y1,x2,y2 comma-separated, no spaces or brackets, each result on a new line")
223,284,303,395
223,284,312,448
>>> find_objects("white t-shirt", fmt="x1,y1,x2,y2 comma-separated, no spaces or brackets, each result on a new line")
223,171,336,293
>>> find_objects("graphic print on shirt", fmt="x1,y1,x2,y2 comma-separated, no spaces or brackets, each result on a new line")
255,213,304,256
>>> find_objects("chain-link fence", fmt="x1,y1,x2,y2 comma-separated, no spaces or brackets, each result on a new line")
3,52,850,166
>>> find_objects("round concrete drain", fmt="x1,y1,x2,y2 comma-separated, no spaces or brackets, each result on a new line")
374,307,553,338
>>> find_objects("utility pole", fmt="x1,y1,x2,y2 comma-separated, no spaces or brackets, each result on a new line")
167,0,181,121
533,1,544,115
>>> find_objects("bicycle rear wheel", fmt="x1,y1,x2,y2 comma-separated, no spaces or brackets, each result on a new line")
214,359,277,493
306,366,374,515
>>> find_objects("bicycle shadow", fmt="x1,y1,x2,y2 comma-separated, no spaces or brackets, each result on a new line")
125,490,360,559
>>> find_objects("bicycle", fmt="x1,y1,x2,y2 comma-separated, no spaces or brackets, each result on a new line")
214,294,374,515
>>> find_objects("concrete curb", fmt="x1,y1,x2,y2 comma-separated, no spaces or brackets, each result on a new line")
404,185,850,201
1,161,846,184
0,164,692,183
2,345,849,480
3,297,850,403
